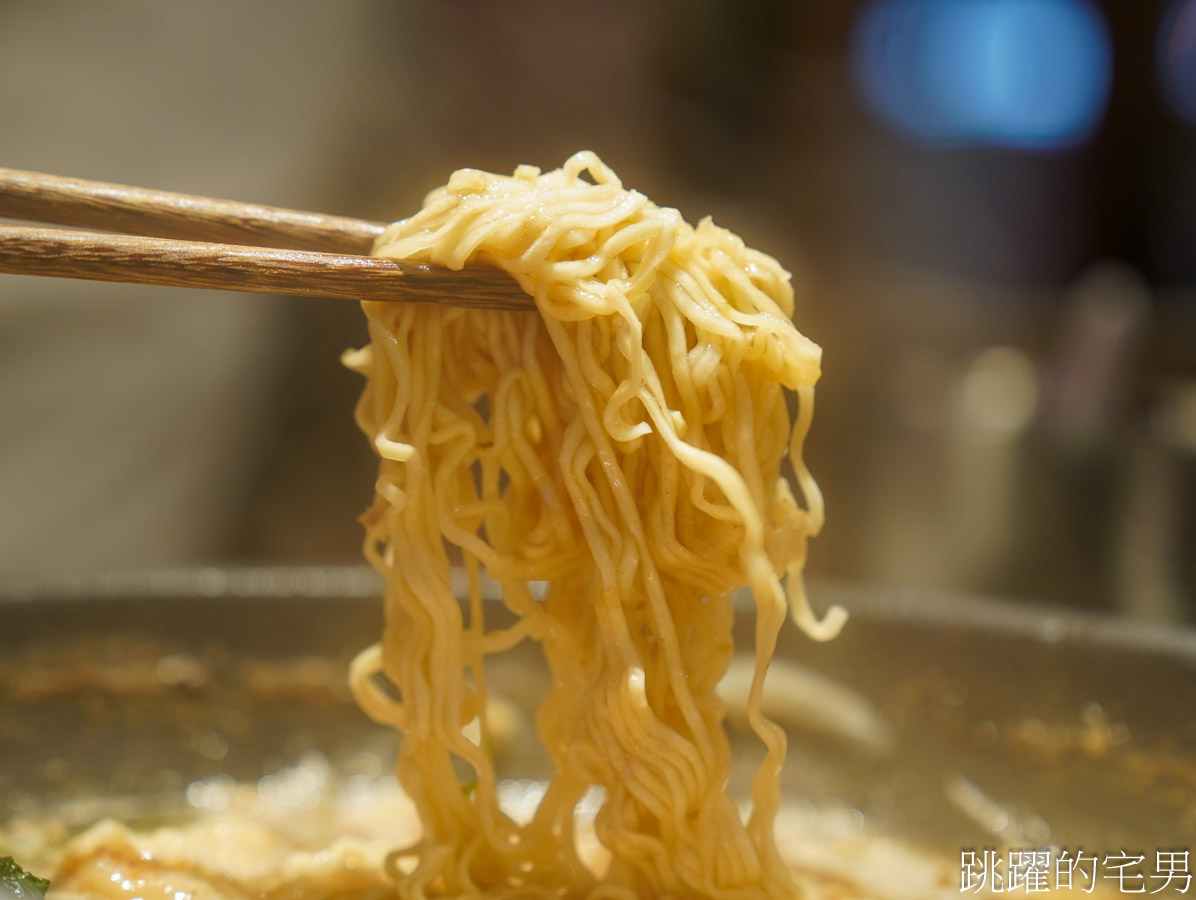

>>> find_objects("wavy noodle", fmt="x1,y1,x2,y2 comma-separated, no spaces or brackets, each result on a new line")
347,152,845,900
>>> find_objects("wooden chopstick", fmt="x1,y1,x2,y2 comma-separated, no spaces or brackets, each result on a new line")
0,167,534,310
0,167,387,253
0,224,532,311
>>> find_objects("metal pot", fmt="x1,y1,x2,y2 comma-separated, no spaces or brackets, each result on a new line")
1,568,1193,884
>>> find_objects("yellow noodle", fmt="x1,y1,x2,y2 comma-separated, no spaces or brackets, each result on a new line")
347,152,845,900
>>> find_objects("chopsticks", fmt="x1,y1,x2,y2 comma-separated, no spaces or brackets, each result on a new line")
0,167,533,311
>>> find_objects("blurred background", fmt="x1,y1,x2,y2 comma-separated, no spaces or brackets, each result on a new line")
0,0,1192,621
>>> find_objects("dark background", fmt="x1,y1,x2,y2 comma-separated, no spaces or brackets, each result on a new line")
1,0,1192,620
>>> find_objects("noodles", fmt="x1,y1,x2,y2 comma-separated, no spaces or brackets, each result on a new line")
345,152,846,900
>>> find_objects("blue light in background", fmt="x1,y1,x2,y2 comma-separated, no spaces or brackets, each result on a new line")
1158,0,1196,124
852,0,1113,151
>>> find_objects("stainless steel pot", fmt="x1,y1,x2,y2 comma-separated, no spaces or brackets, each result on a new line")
1,568,1193,873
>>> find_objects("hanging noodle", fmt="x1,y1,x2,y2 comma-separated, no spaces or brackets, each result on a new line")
343,152,846,900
